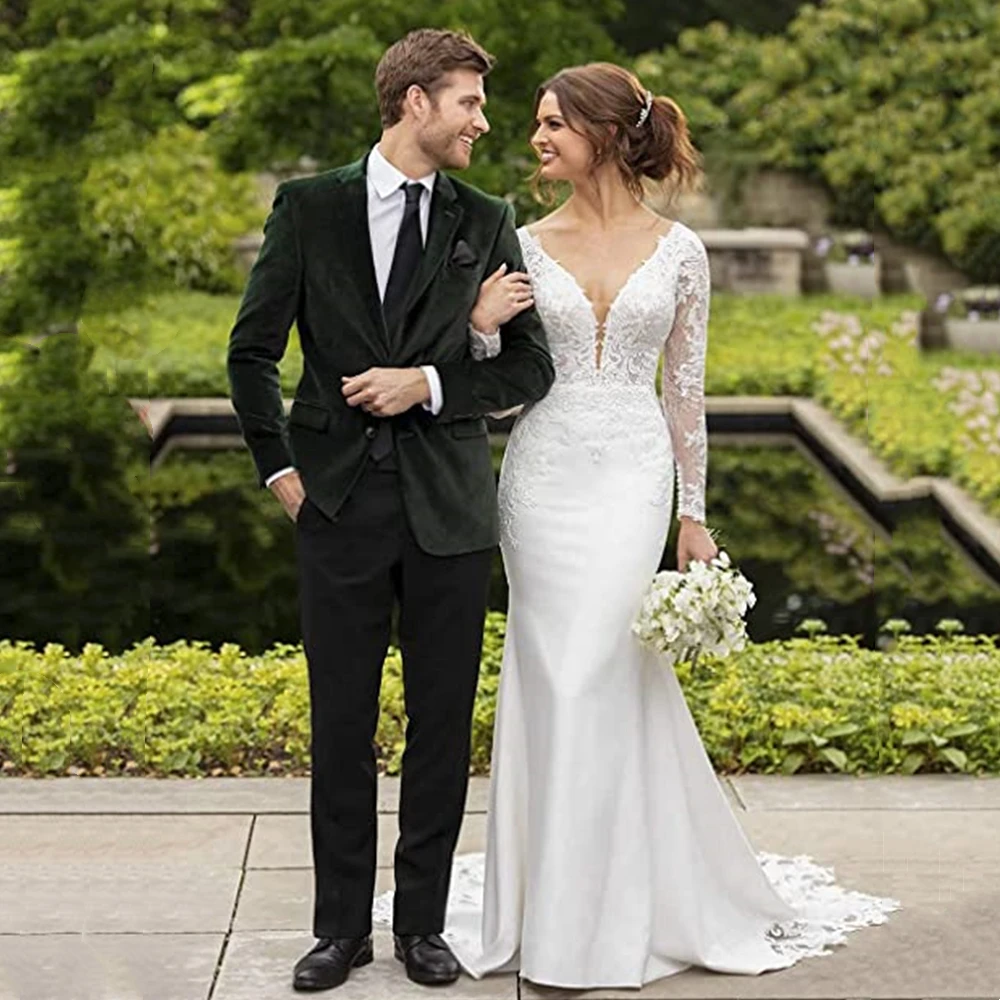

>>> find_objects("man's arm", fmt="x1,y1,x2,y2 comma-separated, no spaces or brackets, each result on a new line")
434,203,554,419
227,185,300,487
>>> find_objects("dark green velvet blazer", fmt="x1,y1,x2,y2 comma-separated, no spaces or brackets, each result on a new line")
226,155,555,556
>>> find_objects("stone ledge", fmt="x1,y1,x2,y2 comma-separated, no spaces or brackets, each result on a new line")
130,395,1000,574
699,227,811,251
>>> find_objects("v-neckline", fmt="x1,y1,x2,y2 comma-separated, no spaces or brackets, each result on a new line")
523,224,677,332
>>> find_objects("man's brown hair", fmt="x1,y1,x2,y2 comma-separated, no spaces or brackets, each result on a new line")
375,29,495,127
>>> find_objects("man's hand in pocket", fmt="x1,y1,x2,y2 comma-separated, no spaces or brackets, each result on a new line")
269,469,306,522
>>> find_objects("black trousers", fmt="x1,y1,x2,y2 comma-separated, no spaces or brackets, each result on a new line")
295,458,493,937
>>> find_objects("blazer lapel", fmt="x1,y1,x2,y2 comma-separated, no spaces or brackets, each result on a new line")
335,156,392,358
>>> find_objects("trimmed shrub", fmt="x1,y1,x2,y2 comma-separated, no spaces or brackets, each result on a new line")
1,624,996,777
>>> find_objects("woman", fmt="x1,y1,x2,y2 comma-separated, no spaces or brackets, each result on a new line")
378,62,898,988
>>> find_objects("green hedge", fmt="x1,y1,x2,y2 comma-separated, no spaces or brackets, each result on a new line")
2,621,997,777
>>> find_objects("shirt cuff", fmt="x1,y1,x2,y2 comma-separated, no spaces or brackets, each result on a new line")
265,466,296,488
420,365,443,415
468,323,502,360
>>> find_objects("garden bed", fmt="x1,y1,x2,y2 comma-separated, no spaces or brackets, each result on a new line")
2,620,997,778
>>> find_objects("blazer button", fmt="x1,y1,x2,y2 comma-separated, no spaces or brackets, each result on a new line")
364,426,377,439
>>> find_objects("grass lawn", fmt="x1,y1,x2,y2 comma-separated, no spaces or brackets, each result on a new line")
71,288,1000,516
88,289,938,399
88,290,303,398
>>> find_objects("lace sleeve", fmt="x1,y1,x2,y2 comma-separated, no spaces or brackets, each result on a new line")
468,323,502,360
661,237,709,523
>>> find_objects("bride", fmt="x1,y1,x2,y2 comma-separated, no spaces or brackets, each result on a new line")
377,62,899,988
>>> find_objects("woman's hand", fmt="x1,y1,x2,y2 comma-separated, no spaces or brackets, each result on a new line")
470,263,534,332
677,518,718,572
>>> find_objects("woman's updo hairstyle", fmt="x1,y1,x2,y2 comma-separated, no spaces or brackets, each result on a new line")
530,62,701,201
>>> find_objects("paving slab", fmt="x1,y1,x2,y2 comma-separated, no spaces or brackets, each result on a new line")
233,868,315,933
0,932,223,1000
247,812,487,870
826,857,999,907
731,774,1000,811
214,930,518,999
0,865,241,934
235,866,399,932
738,810,1000,864
0,776,491,814
0,815,251,865
0,777,308,814
0,933,223,1000
521,874,999,998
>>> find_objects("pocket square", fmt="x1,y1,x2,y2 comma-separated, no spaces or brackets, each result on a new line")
450,239,478,267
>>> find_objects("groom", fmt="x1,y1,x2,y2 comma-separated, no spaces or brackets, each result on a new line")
227,28,554,993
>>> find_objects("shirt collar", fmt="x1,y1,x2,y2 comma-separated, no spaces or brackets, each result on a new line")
368,144,437,201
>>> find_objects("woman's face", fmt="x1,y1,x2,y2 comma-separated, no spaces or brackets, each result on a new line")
530,90,594,184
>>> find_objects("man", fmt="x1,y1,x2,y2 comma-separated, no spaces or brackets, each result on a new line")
227,28,554,993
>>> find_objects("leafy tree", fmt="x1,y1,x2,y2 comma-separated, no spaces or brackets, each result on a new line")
639,0,1000,281
606,0,805,55
183,0,623,206
0,335,149,650
83,124,262,293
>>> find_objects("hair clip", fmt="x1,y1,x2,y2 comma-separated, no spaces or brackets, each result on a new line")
636,90,653,127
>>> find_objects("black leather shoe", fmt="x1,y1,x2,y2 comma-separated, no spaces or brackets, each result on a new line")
292,935,373,992
393,933,460,985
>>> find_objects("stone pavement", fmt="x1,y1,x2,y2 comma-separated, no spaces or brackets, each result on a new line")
1,775,998,1000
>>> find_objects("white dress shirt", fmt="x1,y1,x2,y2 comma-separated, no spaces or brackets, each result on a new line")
267,144,448,488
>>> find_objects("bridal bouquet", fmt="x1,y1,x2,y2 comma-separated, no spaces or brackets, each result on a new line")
632,551,755,668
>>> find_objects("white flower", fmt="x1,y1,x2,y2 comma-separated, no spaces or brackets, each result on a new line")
632,551,754,667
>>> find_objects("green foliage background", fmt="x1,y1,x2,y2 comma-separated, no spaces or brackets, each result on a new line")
639,0,1000,281
0,1,997,664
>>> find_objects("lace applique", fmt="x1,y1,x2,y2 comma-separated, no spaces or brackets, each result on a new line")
758,852,900,960
661,238,709,523
496,225,709,548
468,324,501,361
372,851,900,966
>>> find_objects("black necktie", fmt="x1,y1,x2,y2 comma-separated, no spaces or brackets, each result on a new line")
370,182,423,464
382,182,424,343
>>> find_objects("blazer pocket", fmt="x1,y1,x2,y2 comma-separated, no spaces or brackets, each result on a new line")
289,400,331,432
449,418,488,439
449,239,479,268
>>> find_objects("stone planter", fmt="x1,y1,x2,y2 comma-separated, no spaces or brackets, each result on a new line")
824,260,881,298
943,317,1000,354
699,228,809,296
902,256,968,301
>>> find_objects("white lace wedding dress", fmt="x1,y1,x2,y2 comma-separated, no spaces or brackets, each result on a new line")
374,222,899,987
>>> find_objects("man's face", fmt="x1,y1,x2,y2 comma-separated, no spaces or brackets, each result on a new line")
412,69,490,170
